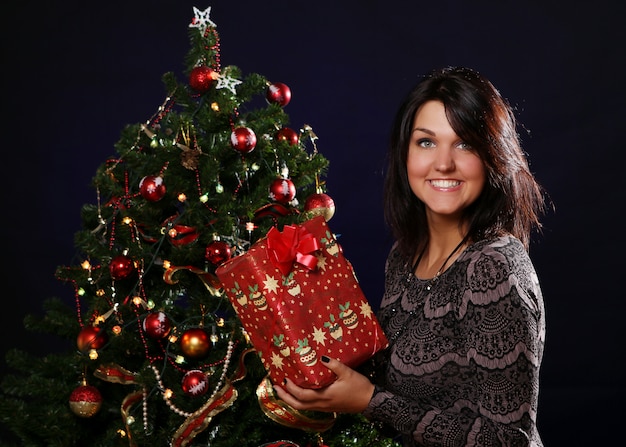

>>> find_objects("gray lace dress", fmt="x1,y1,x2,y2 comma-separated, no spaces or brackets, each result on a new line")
363,235,545,447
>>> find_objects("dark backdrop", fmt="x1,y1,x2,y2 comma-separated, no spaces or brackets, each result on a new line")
3,1,625,445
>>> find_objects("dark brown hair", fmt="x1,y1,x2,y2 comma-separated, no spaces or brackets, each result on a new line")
383,66,545,257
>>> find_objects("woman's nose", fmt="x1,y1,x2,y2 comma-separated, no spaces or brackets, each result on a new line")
434,147,455,172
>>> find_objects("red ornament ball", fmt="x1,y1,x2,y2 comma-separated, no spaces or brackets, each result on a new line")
142,311,172,339
109,254,135,280
180,328,211,359
139,175,166,202
205,240,232,266
304,192,336,221
269,178,296,204
181,369,209,397
276,127,299,146
69,383,103,418
266,82,291,106
189,66,216,92
230,126,257,153
77,326,108,352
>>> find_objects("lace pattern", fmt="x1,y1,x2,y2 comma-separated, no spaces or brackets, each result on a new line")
364,235,545,447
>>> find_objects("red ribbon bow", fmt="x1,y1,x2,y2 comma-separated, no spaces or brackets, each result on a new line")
266,224,320,276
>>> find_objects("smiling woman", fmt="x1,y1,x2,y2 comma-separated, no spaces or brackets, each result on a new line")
273,66,548,447
3,0,624,445
406,100,486,239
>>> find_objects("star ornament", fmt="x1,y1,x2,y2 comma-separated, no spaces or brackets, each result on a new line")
189,6,217,33
216,74,242,94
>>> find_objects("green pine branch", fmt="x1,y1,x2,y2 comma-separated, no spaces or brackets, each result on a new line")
1,8,399,447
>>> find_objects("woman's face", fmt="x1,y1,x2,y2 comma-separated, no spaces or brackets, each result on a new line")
406,100,486,222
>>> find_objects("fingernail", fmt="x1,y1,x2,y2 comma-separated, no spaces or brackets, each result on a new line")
321,355,330,363
282,378,287,385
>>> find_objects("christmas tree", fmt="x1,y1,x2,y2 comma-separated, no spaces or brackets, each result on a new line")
0,6,399,447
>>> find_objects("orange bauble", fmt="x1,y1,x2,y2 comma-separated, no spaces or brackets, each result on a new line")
180,328,211,359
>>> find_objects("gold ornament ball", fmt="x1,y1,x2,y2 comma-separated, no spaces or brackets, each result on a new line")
304,193,336,221
69,384,103,418
180,328,211,359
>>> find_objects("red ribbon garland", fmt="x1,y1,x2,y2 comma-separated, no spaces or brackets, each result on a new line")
266,224,320,276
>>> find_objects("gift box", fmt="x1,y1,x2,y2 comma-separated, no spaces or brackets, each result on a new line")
215,215,388,389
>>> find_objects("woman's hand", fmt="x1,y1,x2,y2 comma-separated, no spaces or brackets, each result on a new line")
272,355,375,413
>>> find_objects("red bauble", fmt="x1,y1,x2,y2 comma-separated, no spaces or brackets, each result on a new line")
276,127,299,146
142,311,171,339
189,66,216,92
205,240,232,266
181,369,209,397
269,178,296,204
109,254,135,280
266,82,291,106
180,328,211,359
77,326,108,352
304,192,336,221
139,175,166,202
69,383,103,418
230,126,257,153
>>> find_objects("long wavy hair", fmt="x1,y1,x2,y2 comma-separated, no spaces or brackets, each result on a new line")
383,66,546,257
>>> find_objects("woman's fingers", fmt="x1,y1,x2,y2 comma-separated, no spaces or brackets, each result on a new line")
271,356,374,413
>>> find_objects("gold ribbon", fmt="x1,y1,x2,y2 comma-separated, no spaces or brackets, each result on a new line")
171,382,238,447
163,265,222,294
170,348,255,446
95,364,143,446
120,389,145,447
94,363,138,385
256,376,336,432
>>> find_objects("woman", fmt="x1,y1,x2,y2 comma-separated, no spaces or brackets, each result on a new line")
274,66,546,446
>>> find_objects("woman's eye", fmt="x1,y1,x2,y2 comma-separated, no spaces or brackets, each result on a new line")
417,139,434,148
457,141,472,150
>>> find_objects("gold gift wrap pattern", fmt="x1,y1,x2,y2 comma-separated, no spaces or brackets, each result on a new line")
217,216,388,389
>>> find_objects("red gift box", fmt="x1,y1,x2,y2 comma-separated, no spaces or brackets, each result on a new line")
215,215,388,389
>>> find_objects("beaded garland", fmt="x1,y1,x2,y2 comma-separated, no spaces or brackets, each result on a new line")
149,339,234,421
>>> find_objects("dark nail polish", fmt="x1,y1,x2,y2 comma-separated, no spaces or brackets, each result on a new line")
282,378,287,385
321,355,330,363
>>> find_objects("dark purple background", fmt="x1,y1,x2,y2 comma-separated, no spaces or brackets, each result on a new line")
3,1,624,444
